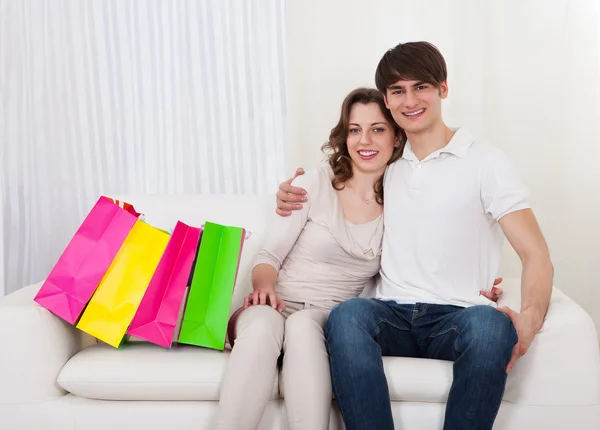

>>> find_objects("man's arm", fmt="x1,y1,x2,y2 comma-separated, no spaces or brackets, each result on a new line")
498,208,554,371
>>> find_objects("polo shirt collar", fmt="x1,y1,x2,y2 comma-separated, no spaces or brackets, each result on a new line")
402,127,476,161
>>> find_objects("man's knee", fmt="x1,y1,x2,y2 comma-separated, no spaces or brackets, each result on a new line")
326,298,380,338
459,306,517,360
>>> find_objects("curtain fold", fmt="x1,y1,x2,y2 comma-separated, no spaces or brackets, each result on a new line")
0,0,287,296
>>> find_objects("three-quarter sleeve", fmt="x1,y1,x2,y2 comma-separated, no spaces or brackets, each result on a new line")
253,169,320,271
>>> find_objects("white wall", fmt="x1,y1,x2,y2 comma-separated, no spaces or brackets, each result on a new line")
286,0,600,335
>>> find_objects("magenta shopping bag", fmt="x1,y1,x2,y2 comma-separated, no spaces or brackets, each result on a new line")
33,196,140,324
127,221,202,348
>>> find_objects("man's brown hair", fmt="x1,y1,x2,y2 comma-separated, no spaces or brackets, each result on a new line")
375,41,447,93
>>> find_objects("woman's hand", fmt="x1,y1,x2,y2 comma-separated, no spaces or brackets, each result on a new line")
244,286,286,313
480,277,504,302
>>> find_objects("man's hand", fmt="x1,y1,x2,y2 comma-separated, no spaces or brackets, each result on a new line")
276,168,307,217
480,277,504,302
244,286,286,313
497,306,541,373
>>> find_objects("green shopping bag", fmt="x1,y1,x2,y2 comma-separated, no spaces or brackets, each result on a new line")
178,221,246,350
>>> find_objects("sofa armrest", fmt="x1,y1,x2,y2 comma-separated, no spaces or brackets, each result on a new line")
498,279,600,406
0,283,95,403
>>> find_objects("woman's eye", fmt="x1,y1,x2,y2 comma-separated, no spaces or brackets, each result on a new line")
373,128,384,133
349,128,360,133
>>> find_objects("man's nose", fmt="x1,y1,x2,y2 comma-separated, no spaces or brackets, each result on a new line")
404,90,417,108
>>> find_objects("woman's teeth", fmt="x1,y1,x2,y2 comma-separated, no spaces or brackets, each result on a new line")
358,150,378,156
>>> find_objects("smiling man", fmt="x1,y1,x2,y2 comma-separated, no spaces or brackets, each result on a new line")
276,41,554,430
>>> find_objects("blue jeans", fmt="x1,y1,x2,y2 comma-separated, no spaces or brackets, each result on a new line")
325,298,518,430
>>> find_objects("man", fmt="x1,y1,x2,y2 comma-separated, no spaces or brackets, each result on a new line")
275,41,553,430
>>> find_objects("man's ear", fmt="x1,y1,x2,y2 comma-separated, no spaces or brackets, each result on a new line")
439,81,449,99
384,93,390,109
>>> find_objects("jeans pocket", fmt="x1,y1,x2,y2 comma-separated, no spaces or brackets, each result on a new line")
429,325,459,338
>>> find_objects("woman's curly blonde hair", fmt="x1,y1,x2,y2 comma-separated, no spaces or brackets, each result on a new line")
321,88,406,205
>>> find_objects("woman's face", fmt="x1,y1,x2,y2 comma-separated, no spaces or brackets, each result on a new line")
346,102,398,175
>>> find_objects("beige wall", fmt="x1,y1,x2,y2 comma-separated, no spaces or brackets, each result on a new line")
285,0,600,336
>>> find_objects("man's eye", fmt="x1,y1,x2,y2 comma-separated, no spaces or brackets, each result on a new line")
417,86,426,90
392,90,403,95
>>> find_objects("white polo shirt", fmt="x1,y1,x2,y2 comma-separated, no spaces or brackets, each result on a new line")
376,127,530,308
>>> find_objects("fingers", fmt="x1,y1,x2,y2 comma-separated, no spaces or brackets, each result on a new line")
275,180,307,217
278,200,304,212
276,187,305,212
497,306,518,321
280,182,307,198
493,277,503,286
276,189,290,202
492,287,503,297
276,208,292,217
243,295,249,308
278,300,286,313
259,292,267,305
279,188,307,203
252,291,259,307
268,292,278,309
479,290,495,300
286,167,305,183
506,343,519,373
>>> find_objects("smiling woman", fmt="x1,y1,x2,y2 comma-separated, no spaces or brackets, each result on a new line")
216,87,404,430
322,88,406,206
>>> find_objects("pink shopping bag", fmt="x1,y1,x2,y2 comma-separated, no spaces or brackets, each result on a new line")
33,196,140,324
127,221,202,348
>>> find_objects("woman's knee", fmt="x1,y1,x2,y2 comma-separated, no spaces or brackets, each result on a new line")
234,305,285,344
284,310,328,348
286,309,327,332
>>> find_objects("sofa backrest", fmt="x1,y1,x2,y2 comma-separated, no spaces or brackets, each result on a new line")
112,194,275,314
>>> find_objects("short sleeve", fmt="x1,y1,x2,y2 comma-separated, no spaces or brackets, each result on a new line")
481,149,531,221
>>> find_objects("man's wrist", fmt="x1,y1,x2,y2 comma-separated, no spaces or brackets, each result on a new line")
520,307,544,332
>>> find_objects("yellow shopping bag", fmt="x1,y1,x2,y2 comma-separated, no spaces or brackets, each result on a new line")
76,220,170,347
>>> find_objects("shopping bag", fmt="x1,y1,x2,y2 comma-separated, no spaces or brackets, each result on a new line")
33,196,140,324
126,221,202,348
76,220,170,347
178,221,246,350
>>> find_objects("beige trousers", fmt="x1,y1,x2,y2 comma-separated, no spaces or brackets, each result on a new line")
216,302,331,430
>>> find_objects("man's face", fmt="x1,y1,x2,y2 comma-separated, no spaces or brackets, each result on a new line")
384,79,448,135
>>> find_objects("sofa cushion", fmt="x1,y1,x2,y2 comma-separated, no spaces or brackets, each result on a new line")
278,355,454,403
58,343,279,401
382,357,453,402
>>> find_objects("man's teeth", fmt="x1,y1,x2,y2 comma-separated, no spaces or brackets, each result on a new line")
359,151,378,156
404,109,424,117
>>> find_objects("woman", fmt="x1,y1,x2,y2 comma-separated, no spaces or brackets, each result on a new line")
216,87,405,430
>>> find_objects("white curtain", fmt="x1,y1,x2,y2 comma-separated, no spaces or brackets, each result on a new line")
0,0,287,296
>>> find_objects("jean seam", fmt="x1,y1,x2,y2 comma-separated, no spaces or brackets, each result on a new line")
371,317,410,338
452,327,463,355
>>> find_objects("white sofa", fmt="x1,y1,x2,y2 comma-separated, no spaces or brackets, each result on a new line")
1,194,599,430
